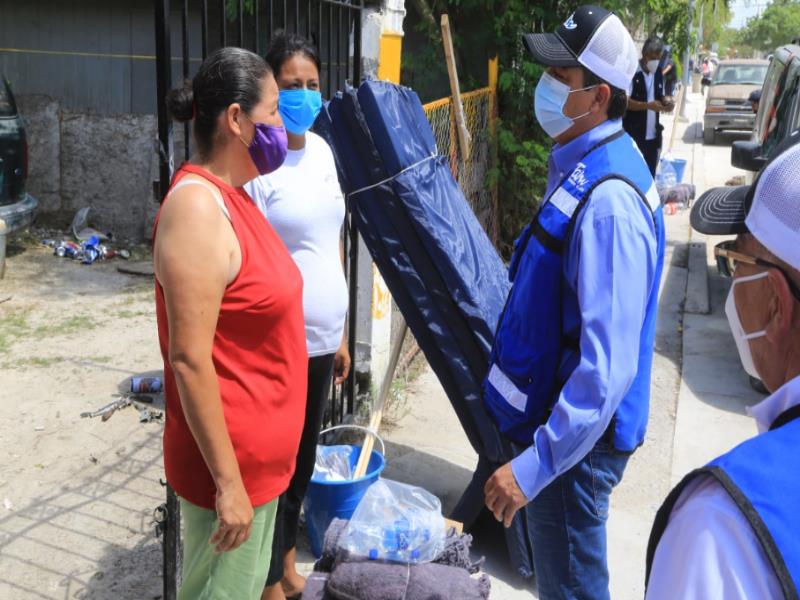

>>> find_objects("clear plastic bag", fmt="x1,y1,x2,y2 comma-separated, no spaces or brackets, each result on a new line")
656,158,678,190
337,478,446,564
313,445,355,482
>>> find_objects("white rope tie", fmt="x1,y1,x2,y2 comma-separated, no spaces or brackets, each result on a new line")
346,155,438,200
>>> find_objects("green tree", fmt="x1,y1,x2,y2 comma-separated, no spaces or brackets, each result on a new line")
404,0,704,255
737,0,800,53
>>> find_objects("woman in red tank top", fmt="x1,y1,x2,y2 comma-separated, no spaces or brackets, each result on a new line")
153,47,307,600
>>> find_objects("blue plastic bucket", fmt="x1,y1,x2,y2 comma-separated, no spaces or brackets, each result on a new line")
661,157,687,183
303,425,386,557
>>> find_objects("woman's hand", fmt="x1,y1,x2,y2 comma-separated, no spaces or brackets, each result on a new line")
333,339,351,385
210,478,254,554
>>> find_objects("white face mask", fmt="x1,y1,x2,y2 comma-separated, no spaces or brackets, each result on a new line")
725,271,769,379
533,72,596,139
647,60,660,74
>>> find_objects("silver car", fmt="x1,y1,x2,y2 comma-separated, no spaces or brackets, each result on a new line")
703,59,769,145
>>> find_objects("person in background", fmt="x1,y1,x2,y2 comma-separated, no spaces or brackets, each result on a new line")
646,135,800,600
624,36,675,176
245,33,350,600
660,44,677,97
749,89,762,114
483,6,666,599
155,47,306,600
701,58,713,95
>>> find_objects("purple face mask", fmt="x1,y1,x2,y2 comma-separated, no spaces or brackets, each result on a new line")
240,116,288,175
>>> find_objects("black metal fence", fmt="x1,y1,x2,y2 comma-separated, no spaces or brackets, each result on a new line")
153,1,363,596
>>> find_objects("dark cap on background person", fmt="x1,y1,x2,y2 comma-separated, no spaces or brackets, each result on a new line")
521,5,639,92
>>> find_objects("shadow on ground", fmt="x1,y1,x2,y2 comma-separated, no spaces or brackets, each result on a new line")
0,429,164,599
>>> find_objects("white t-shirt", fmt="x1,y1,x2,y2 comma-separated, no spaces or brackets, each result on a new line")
642,68,658,141
245,131,348,357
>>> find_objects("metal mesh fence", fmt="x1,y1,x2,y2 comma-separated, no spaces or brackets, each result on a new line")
423,88,498,244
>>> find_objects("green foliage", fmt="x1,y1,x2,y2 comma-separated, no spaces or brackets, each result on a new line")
225,0,254,20
737,0,800,53
403,0,713,255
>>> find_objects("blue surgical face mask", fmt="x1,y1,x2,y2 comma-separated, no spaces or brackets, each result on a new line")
278,89,323,135
533,72,596,139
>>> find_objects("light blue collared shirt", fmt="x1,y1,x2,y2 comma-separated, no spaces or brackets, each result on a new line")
511,119,659,500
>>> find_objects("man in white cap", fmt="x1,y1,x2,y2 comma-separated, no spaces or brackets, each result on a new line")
482,6,665,598
646,133,800,599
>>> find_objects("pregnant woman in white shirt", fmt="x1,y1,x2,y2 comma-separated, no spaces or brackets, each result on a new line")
245,33,350,600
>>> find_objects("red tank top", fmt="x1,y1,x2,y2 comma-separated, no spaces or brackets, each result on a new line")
154,163,307,510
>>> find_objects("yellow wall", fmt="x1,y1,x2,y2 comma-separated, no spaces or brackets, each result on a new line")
377,32,403,84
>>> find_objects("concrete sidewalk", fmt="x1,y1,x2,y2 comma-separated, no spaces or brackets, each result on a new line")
666,92,762,490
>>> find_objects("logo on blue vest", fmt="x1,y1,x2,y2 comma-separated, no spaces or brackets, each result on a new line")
564,13,578,30
568,162,589,191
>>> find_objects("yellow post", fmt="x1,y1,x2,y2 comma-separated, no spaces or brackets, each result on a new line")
488,56,500,246
377,32,403,84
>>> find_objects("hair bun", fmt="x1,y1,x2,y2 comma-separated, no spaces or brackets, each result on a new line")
166,79,194,123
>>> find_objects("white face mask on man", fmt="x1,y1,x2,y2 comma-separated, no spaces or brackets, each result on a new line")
646,59,660,74
725,271,769,379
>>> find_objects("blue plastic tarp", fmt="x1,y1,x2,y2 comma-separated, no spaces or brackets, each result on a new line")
316,80,536,579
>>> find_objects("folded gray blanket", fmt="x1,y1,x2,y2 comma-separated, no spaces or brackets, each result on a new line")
303,572,333,600
304,519,489,600
326,561,491,600
658,183,696,206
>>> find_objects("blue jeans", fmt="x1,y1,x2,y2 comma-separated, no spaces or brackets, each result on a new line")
527,441,630,600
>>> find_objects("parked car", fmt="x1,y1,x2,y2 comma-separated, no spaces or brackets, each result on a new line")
0,74,37,277
703,58,770,145
732,45,800,176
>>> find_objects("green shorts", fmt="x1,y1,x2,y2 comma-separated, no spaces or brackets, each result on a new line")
179,497,278,600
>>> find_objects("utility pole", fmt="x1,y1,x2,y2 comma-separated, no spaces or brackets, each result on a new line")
681,0,696,119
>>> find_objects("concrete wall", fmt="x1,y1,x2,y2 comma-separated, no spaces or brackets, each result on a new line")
17,94,157,242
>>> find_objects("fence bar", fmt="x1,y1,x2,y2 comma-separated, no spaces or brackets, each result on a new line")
335,5,341,90
220,0,227,46
269,0,274,35
182,0,191,162
327,3,333,97
352,0,361,84
294,0,300,34
238,0,245,46
154,9,179,600
344,7,350,84
283,0,288,30
201,0,209,58
254,0,261,54
155,0,173,201
307,0,312,39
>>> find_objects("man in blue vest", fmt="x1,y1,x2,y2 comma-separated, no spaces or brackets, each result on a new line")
646,134,800,599
482,6,666,599
623,36,674,176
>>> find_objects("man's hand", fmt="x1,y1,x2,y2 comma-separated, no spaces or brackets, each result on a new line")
210,479,254,554
484,462,529,528
333,339,351,385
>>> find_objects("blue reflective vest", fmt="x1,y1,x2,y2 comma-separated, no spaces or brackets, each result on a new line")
646,406,800,598
484,129,664,447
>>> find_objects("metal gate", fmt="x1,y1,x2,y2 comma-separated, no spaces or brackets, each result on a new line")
153,1,363,597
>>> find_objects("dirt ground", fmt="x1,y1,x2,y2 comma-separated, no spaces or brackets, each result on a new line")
0,236,166,600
